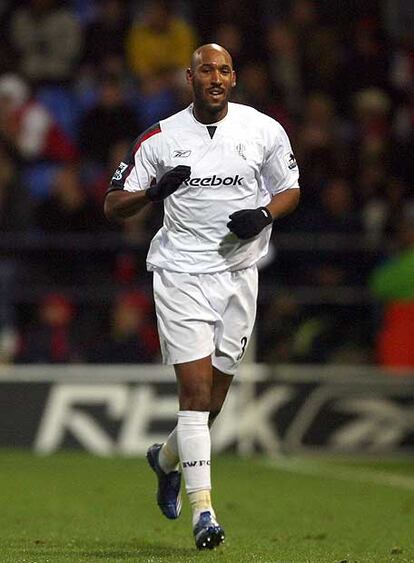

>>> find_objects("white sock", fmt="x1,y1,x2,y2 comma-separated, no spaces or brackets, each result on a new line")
177,410,213,527
177,410,211,493
158,428,179,473
159,411,219,474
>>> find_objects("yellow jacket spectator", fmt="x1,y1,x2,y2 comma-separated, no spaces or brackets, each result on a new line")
126,0,196,80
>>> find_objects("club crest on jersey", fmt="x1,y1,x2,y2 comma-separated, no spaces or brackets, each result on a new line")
172,149,191,158
285,152,297,169
236,143,246,160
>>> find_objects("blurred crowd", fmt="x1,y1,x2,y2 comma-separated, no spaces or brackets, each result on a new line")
0,0,413,369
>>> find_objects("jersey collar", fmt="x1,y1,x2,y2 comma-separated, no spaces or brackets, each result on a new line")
188,103,231,128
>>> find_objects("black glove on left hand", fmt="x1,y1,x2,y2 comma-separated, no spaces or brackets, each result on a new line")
146,165,191,202
227,207,273,239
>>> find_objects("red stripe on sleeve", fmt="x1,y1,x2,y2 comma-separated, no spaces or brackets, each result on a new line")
133,126,161,154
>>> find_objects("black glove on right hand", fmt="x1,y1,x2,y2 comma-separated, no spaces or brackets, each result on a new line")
227,207,273,239
146,165,191,202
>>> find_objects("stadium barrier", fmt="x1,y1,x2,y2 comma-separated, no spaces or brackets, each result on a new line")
1,364,413,456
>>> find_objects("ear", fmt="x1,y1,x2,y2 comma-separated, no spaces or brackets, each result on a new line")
232,70,237,88
186,67,193,85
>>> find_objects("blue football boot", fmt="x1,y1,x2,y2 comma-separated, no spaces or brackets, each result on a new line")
193,511,225,550
146,443,182,519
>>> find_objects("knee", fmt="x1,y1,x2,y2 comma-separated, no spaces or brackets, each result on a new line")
179,380,211,411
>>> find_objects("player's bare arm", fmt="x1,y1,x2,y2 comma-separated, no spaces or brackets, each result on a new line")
227,188,300,240
266,186,300,219
104,189,150,222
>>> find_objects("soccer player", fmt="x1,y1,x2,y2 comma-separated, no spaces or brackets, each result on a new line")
104,43,300,549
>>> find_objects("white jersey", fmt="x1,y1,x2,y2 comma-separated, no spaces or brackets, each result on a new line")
109,102,299,273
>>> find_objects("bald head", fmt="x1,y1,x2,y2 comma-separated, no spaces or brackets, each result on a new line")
186,43,236,124
190,43,233,71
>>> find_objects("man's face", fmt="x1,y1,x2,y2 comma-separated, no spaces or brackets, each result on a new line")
187,48,236,115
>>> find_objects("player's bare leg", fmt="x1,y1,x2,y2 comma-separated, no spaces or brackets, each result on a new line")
157,360,233,466
147,356,231,547
174,356,227,548
175,355,214,411
147,353,209,522
174,356,214,521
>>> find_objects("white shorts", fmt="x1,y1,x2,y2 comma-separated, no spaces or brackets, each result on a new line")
153,266,258,375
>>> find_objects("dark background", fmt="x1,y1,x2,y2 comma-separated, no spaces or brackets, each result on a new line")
0,0,413,369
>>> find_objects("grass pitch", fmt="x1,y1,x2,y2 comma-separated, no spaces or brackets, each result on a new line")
1,451,414,563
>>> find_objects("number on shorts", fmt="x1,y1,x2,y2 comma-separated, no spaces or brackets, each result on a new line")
237,336,248,360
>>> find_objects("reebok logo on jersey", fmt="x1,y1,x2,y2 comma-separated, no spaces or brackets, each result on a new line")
184,174,244,188
173,149,191,158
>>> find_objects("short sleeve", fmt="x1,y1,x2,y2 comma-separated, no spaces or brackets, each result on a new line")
107,123,161,194
261,121,299,196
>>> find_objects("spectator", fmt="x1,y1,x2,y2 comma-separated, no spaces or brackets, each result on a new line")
342,17,390,101
307,178,362,235
297,178,363,289
265,22,302,114
17,293,81,363
301,27,342,98
194,0,262,57
236,62,291,128
382,0,414,45
88,291,159,363
389,36,414,183
35,163,105,233
131,73,180,128
9,0,82,86
258,291,369,364
78,73,140,167
0,2,17,75
259,292,303,363
0,73,77,163
0,140,30,364
295,93,346,186
126,0,196,82
34,163,106,285
212,23,247,71
358,162,389,243
352,88,392,167
82,0,130,70
0,140,32,233
382,177,412,235
370,209,414,370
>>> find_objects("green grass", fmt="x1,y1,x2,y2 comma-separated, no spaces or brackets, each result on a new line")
1,451,414,562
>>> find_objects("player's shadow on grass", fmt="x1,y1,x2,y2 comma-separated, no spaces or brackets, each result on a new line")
81,544,196,559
